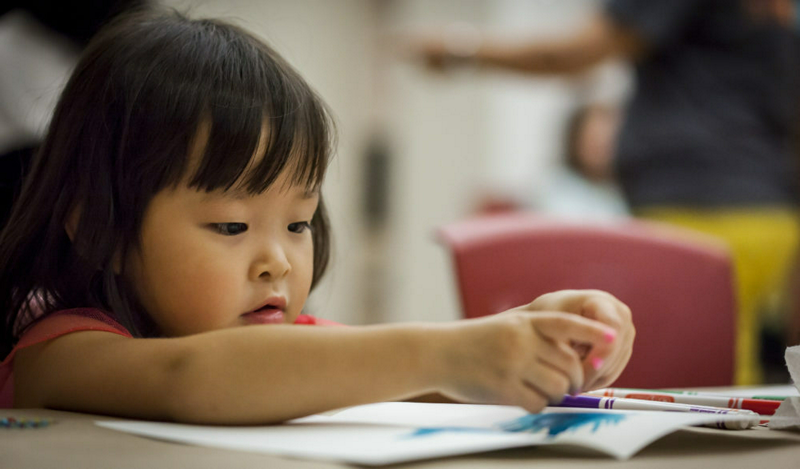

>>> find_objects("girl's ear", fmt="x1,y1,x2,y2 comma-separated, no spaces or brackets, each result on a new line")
65,205,82,241
65,205,122,273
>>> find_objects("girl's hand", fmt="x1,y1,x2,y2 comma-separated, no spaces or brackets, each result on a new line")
432,308,617,414
528,290,634,390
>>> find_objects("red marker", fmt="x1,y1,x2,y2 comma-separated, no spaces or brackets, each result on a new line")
585,388,782,416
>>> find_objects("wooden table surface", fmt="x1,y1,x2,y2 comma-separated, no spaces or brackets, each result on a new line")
3,406,800,469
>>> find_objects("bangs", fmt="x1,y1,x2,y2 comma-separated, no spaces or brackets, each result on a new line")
181,23,332,195
186,80,331,196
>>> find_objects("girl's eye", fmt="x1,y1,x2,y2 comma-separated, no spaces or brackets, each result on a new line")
211,223,249,236
288,221,312,234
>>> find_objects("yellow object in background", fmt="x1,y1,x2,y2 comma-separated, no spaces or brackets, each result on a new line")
638,208,800,385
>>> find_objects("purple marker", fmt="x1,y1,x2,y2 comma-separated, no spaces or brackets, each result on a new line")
554,395,759,430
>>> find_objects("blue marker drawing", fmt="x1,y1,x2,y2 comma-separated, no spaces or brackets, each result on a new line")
405,413,625,439
499,413,626,437
406,427,496,438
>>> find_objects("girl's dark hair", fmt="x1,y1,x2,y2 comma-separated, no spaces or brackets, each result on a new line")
0,9,335,357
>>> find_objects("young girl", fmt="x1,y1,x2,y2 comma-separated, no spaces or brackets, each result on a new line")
0,9,634,424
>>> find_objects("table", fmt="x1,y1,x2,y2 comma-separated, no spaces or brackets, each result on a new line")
4,393,800,468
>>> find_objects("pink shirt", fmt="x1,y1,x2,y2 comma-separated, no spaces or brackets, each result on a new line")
0,308,339,408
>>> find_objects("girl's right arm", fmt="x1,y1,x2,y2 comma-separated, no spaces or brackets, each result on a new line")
13,306,616,424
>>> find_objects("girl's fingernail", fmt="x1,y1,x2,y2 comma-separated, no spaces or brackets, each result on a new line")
591,357,604,370
604,330,616,343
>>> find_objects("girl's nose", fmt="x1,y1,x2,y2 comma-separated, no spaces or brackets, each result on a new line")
251,244,291,280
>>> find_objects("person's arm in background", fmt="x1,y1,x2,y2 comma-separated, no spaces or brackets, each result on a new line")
419,13,645,76
415,0,708,77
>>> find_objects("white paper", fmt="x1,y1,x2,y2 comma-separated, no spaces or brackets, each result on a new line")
96,402,758,465
769,345,800,431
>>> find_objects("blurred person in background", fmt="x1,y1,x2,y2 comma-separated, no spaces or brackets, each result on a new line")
536,61,631,220
414,0,800,385
472,62,632,219
0,0,144,229
566,104,621,185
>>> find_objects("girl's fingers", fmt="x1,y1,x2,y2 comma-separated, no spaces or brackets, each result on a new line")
521,291,634,393
582,356,604,390
574,295,634,390
531,313,616,390
535,337,585,393
580,296,633,343
583,323,634,390
586,337,633,390
530,312,616,349
582,336,623,390
522,361,572,404
509,382,549,414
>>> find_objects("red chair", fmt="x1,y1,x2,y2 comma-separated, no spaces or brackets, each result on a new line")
436,213,736,388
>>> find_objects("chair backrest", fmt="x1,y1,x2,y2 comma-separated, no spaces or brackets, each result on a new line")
436,214,736,388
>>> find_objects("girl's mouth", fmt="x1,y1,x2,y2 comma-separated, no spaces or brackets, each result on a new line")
241,306,285,325
241,297,287,325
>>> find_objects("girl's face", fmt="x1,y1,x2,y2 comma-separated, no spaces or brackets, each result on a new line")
126,171,319,336
125,118,320,336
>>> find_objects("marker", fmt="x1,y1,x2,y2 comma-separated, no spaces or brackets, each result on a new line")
585,388,782,416
592,387,787,402
554,395,760,430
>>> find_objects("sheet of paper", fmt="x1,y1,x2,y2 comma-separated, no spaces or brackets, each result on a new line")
769,346,800,430
96,402,758,465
